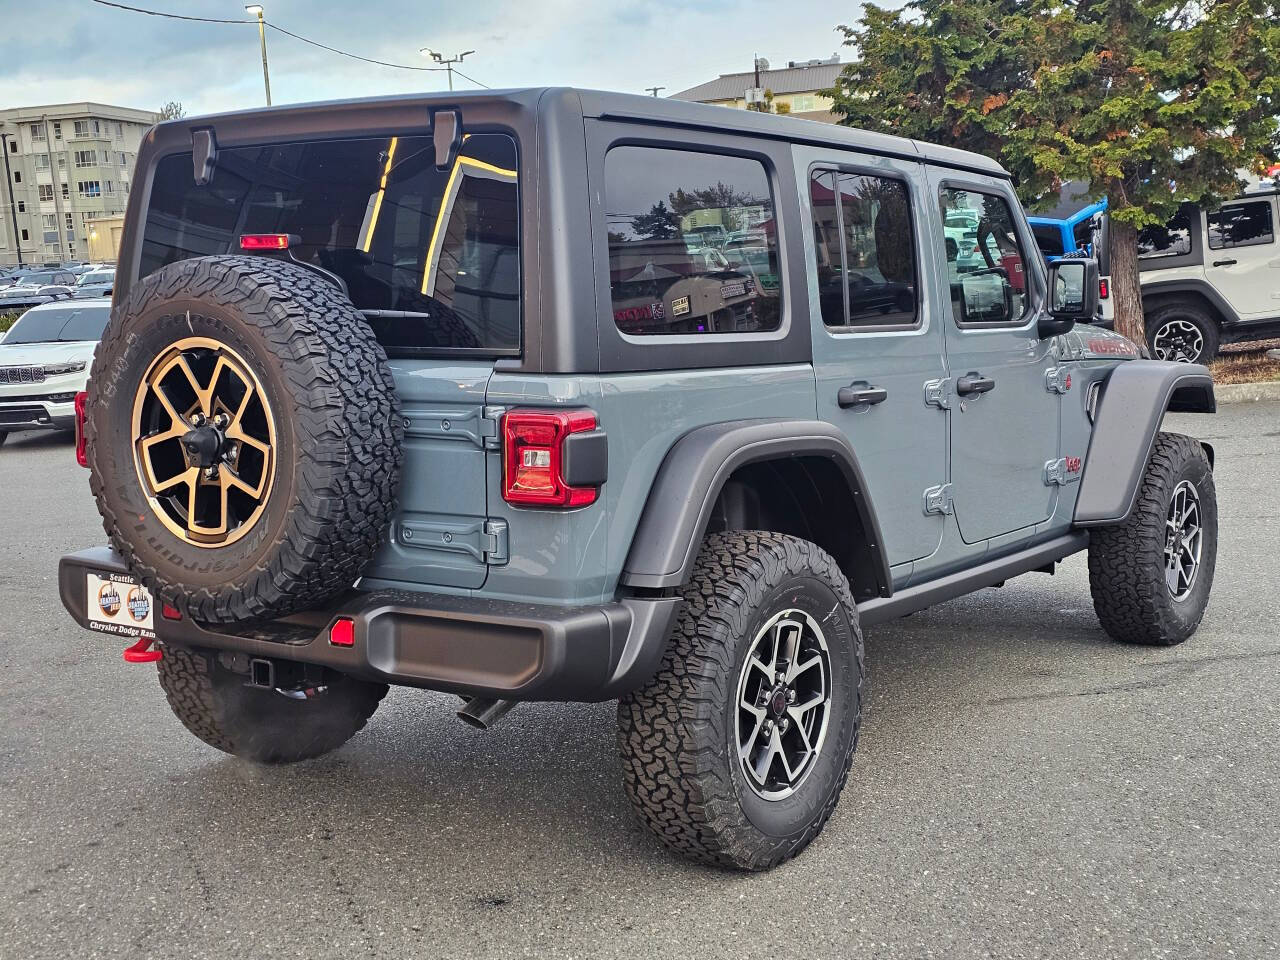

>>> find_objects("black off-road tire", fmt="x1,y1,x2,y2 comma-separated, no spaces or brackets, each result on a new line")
618,531,863,870
87,255,402,624
1088,432,1217,646
1145,301,1220,364
157,645,388,763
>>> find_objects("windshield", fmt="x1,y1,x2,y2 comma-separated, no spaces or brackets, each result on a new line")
2,304,110,344
78,270,114,285
141,132,521,354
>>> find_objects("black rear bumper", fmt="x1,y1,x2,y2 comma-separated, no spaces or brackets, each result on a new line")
59,547,682,702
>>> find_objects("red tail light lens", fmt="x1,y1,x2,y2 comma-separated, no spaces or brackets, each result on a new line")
239,233,290,250
74,391,89,467
1098,278,1110,299
502,409,599,507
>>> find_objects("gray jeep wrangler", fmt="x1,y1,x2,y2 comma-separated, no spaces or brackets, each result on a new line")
59,89,1218,870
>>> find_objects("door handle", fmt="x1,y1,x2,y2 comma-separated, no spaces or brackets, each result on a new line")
1212,259,1238,267
956,372,996,396
837,382,888,408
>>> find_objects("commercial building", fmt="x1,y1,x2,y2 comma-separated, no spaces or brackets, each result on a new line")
671,56,845,123
0,102,158,267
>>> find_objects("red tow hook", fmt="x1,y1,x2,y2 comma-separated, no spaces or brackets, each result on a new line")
123,636,163,664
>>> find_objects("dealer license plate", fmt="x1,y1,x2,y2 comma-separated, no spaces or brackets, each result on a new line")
86,572,156,639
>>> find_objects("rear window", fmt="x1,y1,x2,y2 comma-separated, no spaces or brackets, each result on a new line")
140,133,520,354
604,146,781,337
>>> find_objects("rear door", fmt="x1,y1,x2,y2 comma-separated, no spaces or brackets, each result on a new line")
801,148,948,569
927,172,1060,545
137,130,524,589
1203,196,1280,319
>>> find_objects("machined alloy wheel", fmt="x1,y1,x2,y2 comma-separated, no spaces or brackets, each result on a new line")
735,609,831,801
132,336,276,547
1163,479,1203,601
1150,318,1205,363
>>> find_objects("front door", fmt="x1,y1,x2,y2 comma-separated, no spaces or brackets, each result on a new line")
927,174,1061,544
1204,196,1280,319
802,150,947,568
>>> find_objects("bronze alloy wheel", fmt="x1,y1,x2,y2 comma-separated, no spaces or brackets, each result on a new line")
131,336,276,548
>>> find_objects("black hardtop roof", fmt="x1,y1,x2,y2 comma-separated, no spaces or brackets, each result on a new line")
154,87,1009,180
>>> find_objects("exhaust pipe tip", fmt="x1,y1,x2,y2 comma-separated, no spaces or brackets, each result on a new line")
456,696,516,730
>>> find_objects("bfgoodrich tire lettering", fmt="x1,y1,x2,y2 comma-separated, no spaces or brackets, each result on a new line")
87,255,402,624
1088,432,1217,645
617,531,863,870
157,645,387,763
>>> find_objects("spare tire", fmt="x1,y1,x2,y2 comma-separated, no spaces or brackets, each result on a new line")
87,255,402,623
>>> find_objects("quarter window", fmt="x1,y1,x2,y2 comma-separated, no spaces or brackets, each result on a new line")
809,169,918,329
939,187,1029,325
604,146,781,337
1208,200,1274,250
1138,207,1194,259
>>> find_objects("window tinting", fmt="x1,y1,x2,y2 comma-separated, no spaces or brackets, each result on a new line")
1208,201,1274,250
3,304,110,344
605,146,780,337
1138,207,1194,260
940,187,1029,325
140,133,521,353
1032,224,1064,258
809,170,917,329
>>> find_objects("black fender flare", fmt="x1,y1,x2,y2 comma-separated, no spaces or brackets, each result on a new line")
1074,361,1215,526
619,419,891,596
1141,278,1240,326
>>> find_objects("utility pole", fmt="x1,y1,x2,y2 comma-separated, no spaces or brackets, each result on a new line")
419,48,475,91
245,5,272,105
645,86,665,97
0,129,23,267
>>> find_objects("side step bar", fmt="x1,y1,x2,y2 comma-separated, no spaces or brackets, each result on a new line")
858,532,1089,627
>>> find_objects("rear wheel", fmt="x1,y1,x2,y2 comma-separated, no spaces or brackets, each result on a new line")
1145,301,1219,364
618,531,863,870
157,645,387,763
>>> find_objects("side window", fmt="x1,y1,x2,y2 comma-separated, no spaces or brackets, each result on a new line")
1138,206,1194,260
605,146,781,337
939,187,1029,326
808,169,918,329
1032,224,1064,258
1208,201,1274,250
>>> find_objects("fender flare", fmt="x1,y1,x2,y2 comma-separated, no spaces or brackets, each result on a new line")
1073,361,1215,526
1141,278,1240,326
619,419,892,596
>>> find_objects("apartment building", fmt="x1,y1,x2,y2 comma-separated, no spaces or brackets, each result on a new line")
0,102,159,267
671,56,845,123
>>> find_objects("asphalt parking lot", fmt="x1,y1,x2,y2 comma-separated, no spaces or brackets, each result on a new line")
1,402,1277,960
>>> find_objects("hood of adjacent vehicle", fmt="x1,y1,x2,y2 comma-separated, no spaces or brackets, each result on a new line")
1061,325,1142,361
0,340,97,367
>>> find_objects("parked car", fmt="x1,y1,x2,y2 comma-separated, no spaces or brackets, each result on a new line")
73,267,115,299
0,268,78,309
58,90,1217,871
0,299,109,445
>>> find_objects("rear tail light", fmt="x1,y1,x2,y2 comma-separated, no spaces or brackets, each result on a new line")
1098,278,1110,299
239,233,291,250
502,409,600,507
74,391,88,467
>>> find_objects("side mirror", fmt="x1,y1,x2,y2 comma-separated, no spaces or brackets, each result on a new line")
1041,258,1099,337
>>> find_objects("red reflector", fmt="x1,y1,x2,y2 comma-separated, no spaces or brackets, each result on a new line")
329,617,355,647
161,604,182,621
1099,278,1110,299
502,409,598,508
74,391,89,467
239,233,290,250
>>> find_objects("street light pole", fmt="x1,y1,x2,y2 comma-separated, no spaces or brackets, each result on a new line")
645,86,665,97
245,5,272,106
419,48,475,91
0,131,24,267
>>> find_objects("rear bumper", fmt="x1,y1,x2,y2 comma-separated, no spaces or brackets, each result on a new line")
58,547,682,702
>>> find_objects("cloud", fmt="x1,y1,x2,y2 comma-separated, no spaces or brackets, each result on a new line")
0,0,855,115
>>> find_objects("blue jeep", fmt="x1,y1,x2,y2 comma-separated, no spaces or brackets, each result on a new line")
59,90,1217,870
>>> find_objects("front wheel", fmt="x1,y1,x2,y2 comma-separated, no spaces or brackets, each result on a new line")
618,532,863,870
1088,432,1217,645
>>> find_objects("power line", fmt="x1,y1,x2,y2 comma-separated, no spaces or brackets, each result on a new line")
89,0,490,83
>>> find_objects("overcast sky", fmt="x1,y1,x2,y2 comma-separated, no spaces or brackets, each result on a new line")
0,1,864,117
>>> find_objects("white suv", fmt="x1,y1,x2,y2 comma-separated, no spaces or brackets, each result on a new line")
1136,181,1280,363
0,300,109,445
